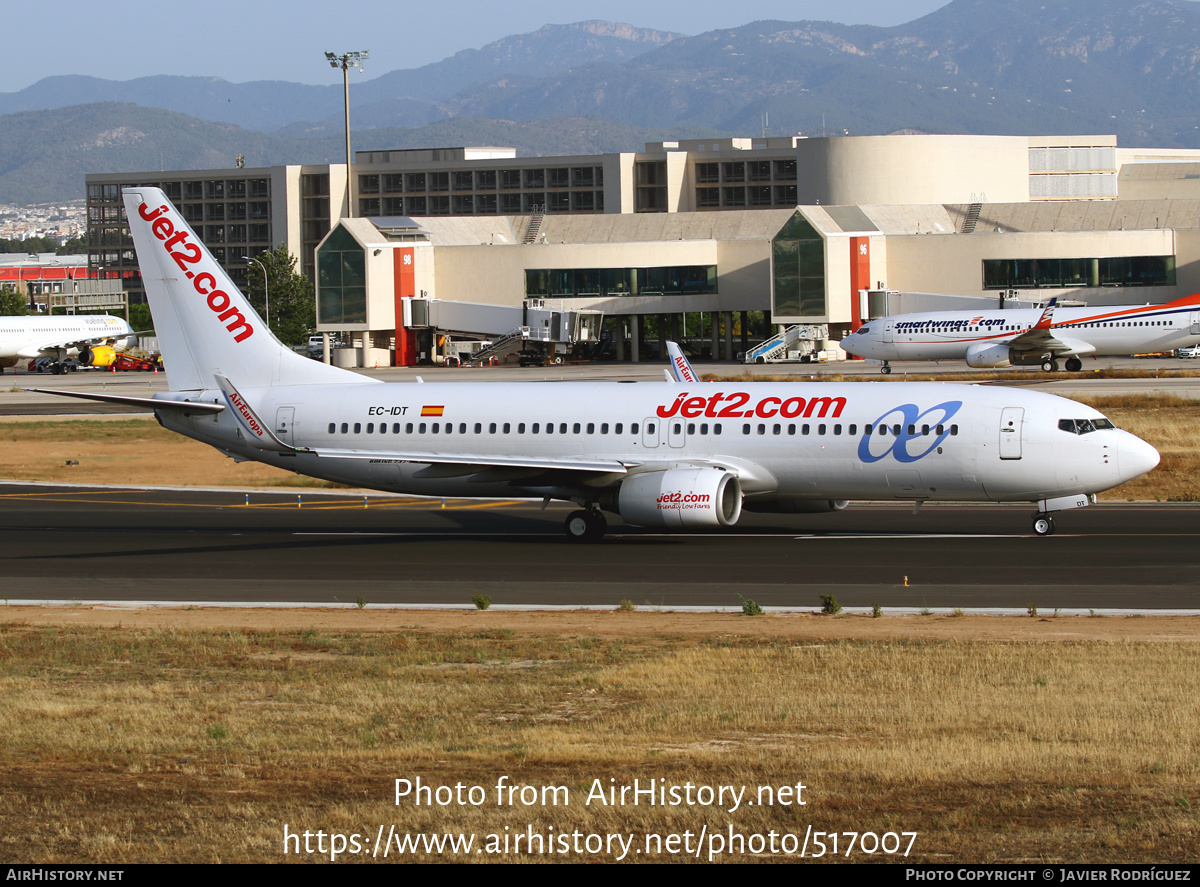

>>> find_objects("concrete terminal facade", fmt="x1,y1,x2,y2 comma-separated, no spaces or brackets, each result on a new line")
85,133,1200,365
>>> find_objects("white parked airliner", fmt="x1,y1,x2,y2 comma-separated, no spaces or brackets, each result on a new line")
0,314,135,373
841,293,1200,373
33,188,1161,538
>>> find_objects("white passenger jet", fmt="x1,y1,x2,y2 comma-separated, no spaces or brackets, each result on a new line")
0,314,135,373
31,187,1160,538
841,293,1200,373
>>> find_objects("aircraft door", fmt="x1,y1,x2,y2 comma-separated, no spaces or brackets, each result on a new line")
641,418,660,448
667,418,686,448
999,407,1023,460
275,406,295,447
1191,311,1200,335
883,321,894,344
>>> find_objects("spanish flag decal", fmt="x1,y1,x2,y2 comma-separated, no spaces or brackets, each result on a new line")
421,405,445,417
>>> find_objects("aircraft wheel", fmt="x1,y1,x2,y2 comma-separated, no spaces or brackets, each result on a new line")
1065,357,1082,372
1032,514,1055,536
881,365,892,375
564,509,606,542
1041,359,1058,372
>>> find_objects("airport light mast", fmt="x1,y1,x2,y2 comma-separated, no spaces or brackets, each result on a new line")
325,50,369,219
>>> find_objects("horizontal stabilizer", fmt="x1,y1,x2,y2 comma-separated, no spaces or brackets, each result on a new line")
23,388,225,413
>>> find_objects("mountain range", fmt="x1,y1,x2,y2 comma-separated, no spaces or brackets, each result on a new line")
5,1,1200,205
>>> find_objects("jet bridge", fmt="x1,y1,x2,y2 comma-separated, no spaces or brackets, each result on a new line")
403,297,602,366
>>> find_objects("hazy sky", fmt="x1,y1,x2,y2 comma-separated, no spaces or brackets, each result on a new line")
2,0,952,93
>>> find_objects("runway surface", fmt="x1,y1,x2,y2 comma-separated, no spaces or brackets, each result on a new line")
0,485,1195,611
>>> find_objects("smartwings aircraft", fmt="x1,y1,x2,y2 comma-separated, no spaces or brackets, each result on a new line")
34,188,1160,539
841,294,1200,373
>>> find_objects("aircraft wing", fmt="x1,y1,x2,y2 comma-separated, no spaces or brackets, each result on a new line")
1001,299,1095,358
17,331,132,360
305,447,633,475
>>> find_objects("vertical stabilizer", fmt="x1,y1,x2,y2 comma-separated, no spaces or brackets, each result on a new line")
122,187,375,391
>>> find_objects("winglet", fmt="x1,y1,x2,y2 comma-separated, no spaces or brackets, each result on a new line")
1033,298,1057,331
213,373,300,452
666,341,699,383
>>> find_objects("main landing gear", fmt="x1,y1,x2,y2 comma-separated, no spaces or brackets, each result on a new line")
1041,358,1058,372
1032,512,1056,536
1064,357,1083,372
564,508,607,542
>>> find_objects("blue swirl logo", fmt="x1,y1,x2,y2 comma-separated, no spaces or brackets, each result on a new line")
857,401,963,464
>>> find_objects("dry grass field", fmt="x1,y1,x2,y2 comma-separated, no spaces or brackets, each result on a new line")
1,612,1198,863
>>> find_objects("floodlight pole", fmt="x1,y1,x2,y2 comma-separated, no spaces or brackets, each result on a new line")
325,50,369,220
248,255,269,331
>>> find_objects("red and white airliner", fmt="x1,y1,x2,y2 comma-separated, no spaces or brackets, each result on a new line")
33,188,1160,538
841,293,1200,373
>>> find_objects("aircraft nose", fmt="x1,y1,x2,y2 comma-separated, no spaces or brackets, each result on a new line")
1118,433,1160,483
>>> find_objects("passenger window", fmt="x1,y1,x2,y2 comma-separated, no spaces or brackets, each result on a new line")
629,423,637,434
419,423,426,433
700,423,708,434
743,424,751,435
687,423,695,435
573,423,581,434
936,424,944,435
714,423,722,435
950,425,958,435
834,424,842,435
490,423,497,433
848,424,857,435
757,424,766,435
587,423,594,434
818,424,826,435
601,423,609,434
459,423,467,434
405,423,412,434
503,423,510,433
772,424,781,435
802,424,810,435
328,423,335,434
475,423,482,434
646,423,655,434
367,423,374,433
354,423,361,434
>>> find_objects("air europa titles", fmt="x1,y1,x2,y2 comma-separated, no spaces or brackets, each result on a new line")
138,203,254,343
656,391,846,420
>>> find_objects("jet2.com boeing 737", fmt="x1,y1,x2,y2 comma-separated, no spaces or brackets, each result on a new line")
32,188,1160,538
841,293,1200,373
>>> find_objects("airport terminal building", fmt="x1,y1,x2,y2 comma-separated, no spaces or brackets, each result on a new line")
85,133,1200,365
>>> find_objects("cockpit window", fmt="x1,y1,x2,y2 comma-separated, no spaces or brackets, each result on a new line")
857,326,869,335
1058,417,1115,435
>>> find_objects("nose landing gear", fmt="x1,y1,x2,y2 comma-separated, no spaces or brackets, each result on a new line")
1032,513,1056,536
881,361,892,375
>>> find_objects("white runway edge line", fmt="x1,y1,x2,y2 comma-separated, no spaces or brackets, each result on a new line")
6,601,1200,617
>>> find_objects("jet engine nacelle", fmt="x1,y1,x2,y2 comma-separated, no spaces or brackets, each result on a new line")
964,342,1014,369
742,498,849,514
77,345,117,367
617,468,742,528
